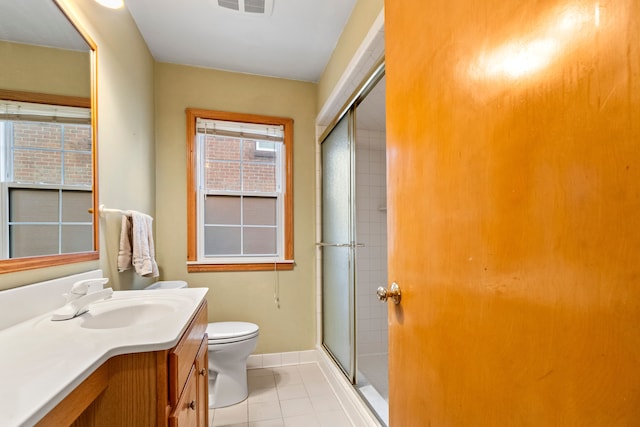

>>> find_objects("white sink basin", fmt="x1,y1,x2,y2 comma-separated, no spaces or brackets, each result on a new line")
75,294,192,330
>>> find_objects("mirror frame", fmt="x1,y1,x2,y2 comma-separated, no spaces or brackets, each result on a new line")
0,0,99,274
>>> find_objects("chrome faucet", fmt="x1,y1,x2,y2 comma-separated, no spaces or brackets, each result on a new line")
51,278,113,321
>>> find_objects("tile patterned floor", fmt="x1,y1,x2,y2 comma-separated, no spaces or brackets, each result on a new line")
208,363,354,427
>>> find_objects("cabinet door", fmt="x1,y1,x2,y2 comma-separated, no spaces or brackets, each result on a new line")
195,337,209,427
169,367,198,427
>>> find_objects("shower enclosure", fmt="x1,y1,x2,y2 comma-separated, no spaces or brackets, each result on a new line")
320,67,388,425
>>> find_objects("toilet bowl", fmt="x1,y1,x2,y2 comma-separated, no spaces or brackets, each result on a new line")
207,321,259,408
144,281,259,409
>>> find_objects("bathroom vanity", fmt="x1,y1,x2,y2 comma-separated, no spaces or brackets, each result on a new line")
0,271,209,427
39,299,209,427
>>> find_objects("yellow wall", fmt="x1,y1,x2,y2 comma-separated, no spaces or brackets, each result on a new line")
154,63,318,353
0,41,90,97
316,0,384,112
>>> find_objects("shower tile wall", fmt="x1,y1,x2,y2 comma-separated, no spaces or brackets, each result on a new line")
355,129,388,357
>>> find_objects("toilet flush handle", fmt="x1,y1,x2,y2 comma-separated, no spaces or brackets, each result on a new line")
377,282,401,305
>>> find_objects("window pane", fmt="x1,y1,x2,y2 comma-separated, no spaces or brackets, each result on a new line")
13,122,62,149
64,152,92,186
62,191,93,222
10,225,59,257
243,139,276,163
243,161,276,192
242,139,277,193
205,135,242,191
63,124,92,151
13,149,62,184
9,189,59,222
205,195,240,224
244,197,276,225
243,227,277,255
204,226,241,255
62,225,93,253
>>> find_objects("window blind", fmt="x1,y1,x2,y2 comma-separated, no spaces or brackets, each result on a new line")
196,118,284,142
0,100,91,125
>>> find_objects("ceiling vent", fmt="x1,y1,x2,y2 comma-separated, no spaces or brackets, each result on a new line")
217,0,274,15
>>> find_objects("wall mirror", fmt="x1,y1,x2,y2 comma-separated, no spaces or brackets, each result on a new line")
0,0,98,273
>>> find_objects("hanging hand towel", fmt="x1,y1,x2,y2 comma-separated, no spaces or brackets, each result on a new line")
131,211,159,278
117,214,133,272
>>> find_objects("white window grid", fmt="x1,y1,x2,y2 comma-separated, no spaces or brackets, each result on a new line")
195,132,285,263
0,119,93,258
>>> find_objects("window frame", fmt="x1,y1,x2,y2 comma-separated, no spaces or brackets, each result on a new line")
0,100,95,261
186,108,294,272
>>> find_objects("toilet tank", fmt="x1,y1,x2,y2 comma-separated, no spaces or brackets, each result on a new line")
145,281,188,290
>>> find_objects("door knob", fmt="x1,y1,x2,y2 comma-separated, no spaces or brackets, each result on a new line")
377,282,401,304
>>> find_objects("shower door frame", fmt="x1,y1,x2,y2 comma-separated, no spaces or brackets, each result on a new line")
319,61,387,386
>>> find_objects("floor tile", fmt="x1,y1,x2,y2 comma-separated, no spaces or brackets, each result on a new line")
283,414,321,427
276,383,308,400
318,410,352,427
248,420,286,427
213,401,248,426
249,374,276,390
303,381,334,397
212,363,354,427
248,401,283,422
248,368,275,378
280,397,314,418
310,394,343,413
273,366,303,386
249,386,280,403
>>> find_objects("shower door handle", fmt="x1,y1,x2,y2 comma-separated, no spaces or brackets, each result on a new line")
316,242,365,248
377,282,401,304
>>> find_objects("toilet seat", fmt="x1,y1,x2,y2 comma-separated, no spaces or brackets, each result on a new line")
207,321,259,344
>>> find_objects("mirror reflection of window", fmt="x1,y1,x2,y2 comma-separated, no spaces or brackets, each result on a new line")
0,101,93,258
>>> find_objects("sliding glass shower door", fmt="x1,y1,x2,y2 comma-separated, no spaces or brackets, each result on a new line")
321,113,355,379
321,66,388,425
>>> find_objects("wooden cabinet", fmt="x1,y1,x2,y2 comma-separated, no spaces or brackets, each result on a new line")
169,368,198,427
195,338,209,427
168,338,209,427
169,305,209,427
42,300,209,427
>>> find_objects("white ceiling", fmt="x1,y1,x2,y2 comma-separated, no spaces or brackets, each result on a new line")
124,0,357,82
1,0,386,134
0,0,90,51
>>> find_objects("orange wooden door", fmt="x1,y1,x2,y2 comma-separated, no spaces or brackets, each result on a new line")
384,0,640,425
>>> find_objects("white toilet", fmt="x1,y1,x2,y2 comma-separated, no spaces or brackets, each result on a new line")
145,281,259,409
206,321,259,408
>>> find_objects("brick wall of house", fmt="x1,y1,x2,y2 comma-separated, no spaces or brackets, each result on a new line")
11,122,92,186
205,136,277,193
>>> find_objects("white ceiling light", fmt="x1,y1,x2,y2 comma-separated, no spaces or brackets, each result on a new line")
95,0,124,9
217,0,274,16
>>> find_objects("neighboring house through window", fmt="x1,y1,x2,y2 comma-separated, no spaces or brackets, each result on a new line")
186,109,294,272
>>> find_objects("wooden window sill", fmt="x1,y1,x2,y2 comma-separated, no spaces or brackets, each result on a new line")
187,262,295,272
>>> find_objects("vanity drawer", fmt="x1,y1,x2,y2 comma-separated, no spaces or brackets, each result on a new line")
169,300,207,405
168,366,198,427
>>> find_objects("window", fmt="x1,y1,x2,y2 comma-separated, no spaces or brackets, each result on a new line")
186,109,293,272
0,101,93,258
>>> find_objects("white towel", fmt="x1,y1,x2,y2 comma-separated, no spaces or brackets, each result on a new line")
117,215,133,272
117,211,159,278
131,211,159,277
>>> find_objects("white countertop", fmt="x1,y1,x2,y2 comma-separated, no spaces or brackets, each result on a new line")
0,288,208,427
